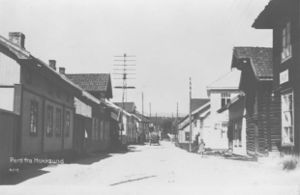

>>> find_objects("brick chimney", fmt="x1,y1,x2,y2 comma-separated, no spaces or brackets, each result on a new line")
49,60,56,70
9,32,25,49
59,67,65,74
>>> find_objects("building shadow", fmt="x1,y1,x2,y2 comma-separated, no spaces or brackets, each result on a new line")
0,165,49,185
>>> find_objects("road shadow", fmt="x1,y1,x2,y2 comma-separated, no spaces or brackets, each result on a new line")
69,153,112,165
0,165,49,185
110,175,157,186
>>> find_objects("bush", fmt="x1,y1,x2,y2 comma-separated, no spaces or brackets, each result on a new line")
282,157,298,170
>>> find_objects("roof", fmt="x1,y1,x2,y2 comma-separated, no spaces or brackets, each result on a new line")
114,102,136,113
190,98,209,113
207,70,240,91
252,0,291,29
0,34,82,97
178,102,210,130
66,73,112,98
232,47,273,81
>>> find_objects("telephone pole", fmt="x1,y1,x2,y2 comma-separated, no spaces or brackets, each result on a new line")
113,53,136,143
189,77,192,152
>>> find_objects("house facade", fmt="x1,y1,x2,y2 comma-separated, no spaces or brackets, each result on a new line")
218,94,247,155
0,32,81,157
231,47,281,156
206,70,240,149
253,0,300,154
177,99,210,149
67,74,114,151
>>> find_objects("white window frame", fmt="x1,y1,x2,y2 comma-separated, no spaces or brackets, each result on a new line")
281,22,292,63
281,91,294,147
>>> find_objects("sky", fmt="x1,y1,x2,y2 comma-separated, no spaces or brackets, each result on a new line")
0,0,272,116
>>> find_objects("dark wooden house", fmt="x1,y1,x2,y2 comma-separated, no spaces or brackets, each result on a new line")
67,74,114,152
0,32,81,157
253,0,300,154
231,47,281,156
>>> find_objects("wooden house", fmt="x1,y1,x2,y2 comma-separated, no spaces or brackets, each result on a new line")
67,74,114,152
114,102,139,144
253,0,300,154
0,32,81,157
206,70,240,149
218,94,247,155
231,46,280,156
177,99,210,149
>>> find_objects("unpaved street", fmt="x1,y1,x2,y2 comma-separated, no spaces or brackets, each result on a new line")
1,141,300,194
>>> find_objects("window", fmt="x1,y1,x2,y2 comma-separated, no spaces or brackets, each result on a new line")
281,22,292,62
185,132,190,141
46,105,54,137
281,92,294,146
65,111,71,137
55,108,62,137
29,100,38,136
221,92,231,108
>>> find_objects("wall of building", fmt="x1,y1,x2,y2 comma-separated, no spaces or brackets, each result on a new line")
0,109,18,175
207,91,239,149
19,65,75,156
0,52,20,85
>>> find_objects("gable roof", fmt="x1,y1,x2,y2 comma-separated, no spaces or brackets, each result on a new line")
252,0,291,29
190,98,209,113
114,102,136,113
232,47,273,81
66,73,112,98
0,34,82,97
207,70,240,91
178,102,210,130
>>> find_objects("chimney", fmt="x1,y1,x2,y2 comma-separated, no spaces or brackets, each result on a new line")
59,67,65,74
9,32,25,49
49,60,56,70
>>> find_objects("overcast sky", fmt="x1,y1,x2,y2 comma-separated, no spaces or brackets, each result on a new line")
0,0,272,116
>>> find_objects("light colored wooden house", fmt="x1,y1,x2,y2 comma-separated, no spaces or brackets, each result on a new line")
206,70,240,149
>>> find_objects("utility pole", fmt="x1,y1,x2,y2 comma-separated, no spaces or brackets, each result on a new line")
113,53,136,144
142,92,144,116
176,102,179,139
149,102,151,118
189,77,192,152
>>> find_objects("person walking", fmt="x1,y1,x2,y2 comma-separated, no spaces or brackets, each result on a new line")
198,139,206,157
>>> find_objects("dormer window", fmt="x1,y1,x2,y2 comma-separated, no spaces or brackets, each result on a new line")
281,22,292,63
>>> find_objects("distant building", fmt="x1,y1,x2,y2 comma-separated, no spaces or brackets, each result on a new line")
177,99,210,150
206,70,241,149
253,0,300,154
67,73,114,151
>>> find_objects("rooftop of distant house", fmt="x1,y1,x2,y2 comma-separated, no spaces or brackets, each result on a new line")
66,73,112,99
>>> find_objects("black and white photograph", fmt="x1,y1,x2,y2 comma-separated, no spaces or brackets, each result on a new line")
0,0,300,194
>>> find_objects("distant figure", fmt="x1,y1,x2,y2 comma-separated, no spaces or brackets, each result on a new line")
198,139,206,157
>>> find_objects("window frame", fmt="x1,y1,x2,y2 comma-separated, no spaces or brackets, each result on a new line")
281,90,294,147
65,110,71,137
29,100,38,136
46,105,54,137
55,108,62,137
281,21,292,63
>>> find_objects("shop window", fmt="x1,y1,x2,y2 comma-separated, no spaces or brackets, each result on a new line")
281,22,292,62
46,105,54,137
29,100,38,136
281,92,294,146
65,111,71,137
55,108,62,137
